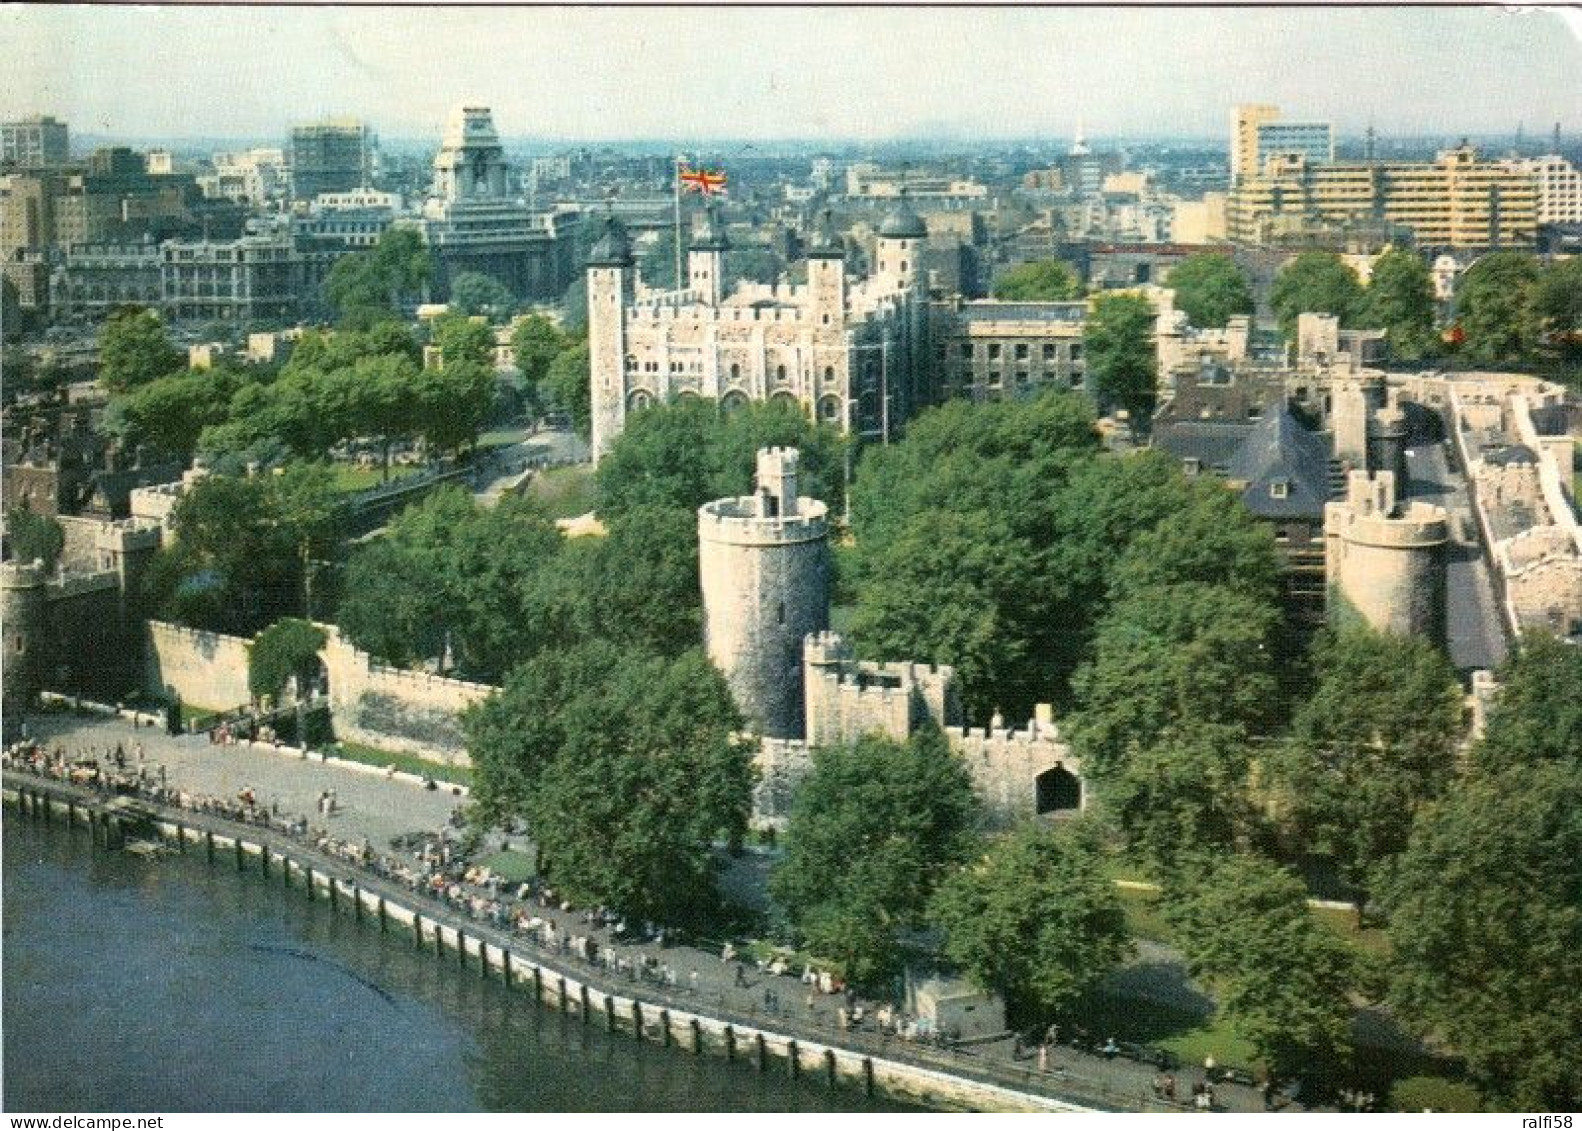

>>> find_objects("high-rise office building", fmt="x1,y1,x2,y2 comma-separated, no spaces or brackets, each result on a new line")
1231,104,1333,182
2,115,69,168
289,119,377,201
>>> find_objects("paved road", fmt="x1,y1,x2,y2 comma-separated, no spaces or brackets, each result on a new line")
23,714,462,848
1403,442,1509,672
15,712,1314,1113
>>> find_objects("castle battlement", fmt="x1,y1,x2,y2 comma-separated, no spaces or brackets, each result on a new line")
697,497,830,544
45,571,122,600
628,302,816,328
2,560,47,588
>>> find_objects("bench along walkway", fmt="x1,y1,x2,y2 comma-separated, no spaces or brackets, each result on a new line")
5,769,1210,1114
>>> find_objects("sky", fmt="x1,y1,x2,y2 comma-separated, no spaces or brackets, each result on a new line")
4,5,1581,145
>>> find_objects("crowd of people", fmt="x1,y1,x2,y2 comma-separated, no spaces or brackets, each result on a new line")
5,735,1280,1113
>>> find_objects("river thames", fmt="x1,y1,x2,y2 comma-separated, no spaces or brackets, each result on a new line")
1,815,914,1113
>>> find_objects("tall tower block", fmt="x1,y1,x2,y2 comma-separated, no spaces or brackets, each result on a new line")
698,447,831,739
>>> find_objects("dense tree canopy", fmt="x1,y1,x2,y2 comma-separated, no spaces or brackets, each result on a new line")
1268,628,1463,913
325,228,432,330
992,259,1082,301
147,469,349,636
1166,253,1254,330
1362,249,1439,362
594,397,848,521
542,341,591,439
467,642,753,923
6,504,64,571
1454,252,1541,366
771,728,980,985
106,365,251,461
335,489,563,681
1165,854,1356,1080
1083,292,1158,426
1534,255,1582,362
99,307,183,393
1471,630,1582,773
432,314,496,369
446,271,517,321
1270,252,1365,341
932,820,1131,1022
1383,761,1582,1108
509,314,568,391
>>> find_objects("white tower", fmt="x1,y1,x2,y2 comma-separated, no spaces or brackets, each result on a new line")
875,192,927,292
687,202,729,307
587,215,634,463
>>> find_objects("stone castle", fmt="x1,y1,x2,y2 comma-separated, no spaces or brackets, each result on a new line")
586,200,932,461
699,446,1085,829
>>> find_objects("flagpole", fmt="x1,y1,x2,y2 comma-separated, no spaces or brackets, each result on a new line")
673,153,685,294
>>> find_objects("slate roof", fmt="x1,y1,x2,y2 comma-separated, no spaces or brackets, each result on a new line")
1224,403,1336,520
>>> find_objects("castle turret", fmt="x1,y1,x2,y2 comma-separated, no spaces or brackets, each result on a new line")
875,191,927,293
2,560,49,735
1325,469,1448,641
587,215,634,463
688,202,728,307
698,447,831,739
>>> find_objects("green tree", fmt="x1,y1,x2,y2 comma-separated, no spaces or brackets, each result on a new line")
416,358,495,455
447,271,517,321
1105,722,1260,873
106,366,249,461
1383,761,1582,1108
1068,582,1283,781
932,819,1131,1022
1454,251,1541,366
5,503,64,571
335,489,564,682
1471,630,1582,773
268,463,347,619
992,259,1082,301
771,728,980,985
559,505,701,658
1362,249,1439,361
1165,854,1356,1080
1534,255,1582,362
1083,292,1158,425
509,314,567,390
432,314,496,369
1270,252,1365,341
850,509,1034,721
1268,628,1464,916
248,618,328,703
1166,253,1254,329
1106,477,1284,605
99,307,183,393
543,341,591,439
594,397,849,522
151,473,304,635
517,645,752,923
326,228,432,329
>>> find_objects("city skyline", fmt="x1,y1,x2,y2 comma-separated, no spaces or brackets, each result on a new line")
5,6,1581,145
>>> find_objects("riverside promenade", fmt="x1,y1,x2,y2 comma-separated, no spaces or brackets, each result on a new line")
6,711,1294,1114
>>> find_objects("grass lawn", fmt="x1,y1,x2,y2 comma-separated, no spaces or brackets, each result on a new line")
477,426,531,450
327,740,474,788
527,464,597,519
326,462,421,494
479,848,537,883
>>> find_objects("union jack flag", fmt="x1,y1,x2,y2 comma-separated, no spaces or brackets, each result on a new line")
679,167,727,195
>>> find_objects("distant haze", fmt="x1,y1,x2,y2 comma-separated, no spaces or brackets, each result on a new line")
5,6,1580,145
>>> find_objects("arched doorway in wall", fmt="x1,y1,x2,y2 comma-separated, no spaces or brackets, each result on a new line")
627,389,655,412
720,389,749,414
1034,764,1082,815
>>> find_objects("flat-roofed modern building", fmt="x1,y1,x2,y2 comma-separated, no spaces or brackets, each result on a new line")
1228,146,1538,250
2,115,69,168
290,119,377,202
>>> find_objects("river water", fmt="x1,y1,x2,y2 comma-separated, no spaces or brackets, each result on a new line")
1,815,914,1113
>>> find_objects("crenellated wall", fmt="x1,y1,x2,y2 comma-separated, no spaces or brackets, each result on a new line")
145,620,255,710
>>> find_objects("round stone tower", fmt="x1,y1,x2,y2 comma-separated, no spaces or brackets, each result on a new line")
1324,470,1449,641
698,447,831,739
2,559,49,737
